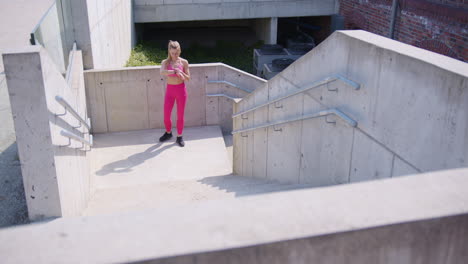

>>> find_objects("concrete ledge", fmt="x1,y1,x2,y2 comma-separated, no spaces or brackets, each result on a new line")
134,0,338,23
84,63,265,133
341,30,468,77
1,168,467,263
84,63,222,72
84,63,267,80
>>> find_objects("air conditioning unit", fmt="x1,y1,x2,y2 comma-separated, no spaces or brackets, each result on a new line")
262,58,295,80
253,44,289,77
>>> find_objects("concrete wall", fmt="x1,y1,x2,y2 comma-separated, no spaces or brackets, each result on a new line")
134,0,339,23
1,168,467,263
3,46,92,220
84,63,266,134
85,0,133,69
66,0,134,69
233,30,468,185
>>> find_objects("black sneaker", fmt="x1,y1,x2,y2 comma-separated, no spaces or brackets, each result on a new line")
176,136,185,147
159,132,172,142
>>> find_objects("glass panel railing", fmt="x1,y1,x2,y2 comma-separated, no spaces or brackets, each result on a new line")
30,0,74,75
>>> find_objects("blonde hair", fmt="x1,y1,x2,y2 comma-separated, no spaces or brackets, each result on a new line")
167,40,181,61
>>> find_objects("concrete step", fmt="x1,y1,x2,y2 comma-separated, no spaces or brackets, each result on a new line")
84,125,312,216
83,175,312,216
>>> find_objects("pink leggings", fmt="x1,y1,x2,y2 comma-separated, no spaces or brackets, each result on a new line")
164,83,187,135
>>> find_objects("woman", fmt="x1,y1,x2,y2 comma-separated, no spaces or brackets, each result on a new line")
159,40,191,147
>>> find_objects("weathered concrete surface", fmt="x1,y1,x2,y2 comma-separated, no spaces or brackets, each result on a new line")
84,175,311,216
65,0,133,69
84,126,312,216
84,63,265,134
47,49,92,217
134,0,339,23
3,46,91,220
0,168,467,263
142,214,468,264
86,0,133,69
3,46,62,220
0,0,54,228
233,30,468,185
89,126,232,190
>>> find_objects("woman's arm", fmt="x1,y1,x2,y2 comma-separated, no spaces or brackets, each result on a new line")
160,59,176,76
177,59,191,81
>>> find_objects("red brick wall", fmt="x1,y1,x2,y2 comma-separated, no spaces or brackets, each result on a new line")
339,0,468,62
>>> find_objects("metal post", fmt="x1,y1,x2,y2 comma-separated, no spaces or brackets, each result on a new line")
389,0,399,39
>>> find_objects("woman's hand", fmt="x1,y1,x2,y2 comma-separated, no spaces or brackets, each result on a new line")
175,69,185,80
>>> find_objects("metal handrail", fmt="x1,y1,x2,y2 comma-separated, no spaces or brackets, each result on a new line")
232,74,360,118
55,96,91,132
231,108,357,134
60,129,93,150
206,93,242,103
65,42,77,85
207,80,253,94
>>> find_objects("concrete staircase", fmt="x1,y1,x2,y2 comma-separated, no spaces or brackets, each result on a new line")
84,126,311,216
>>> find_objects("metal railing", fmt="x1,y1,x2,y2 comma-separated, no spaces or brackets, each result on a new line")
207,80,253,94
232,108,357,135
60,129,93,151
206,93,242,103
55,96,91,132
232,74,360,118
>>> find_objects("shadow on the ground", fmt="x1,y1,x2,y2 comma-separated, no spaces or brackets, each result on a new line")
92,127,221,148
197,174,314,198
95,142,176,176
0,142,29,229
222,133,233,148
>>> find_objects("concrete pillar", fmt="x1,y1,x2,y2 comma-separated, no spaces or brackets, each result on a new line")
2,46,63,220
254,17,278,45
68,0,94,69
330,14,344,33
267,17,278,44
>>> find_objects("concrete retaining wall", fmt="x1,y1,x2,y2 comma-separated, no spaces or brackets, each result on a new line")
1,168,467,263
3,46,91,220
134,0,339,23
233,30,468,185
84,63,266,134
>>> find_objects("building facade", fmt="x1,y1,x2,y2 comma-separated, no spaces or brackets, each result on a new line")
340,0,467,61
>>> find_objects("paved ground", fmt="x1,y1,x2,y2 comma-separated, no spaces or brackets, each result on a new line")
0,0,54,228
90,126,233,190
84,126,310,216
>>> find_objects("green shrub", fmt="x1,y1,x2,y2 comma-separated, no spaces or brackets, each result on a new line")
126,40,263,74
